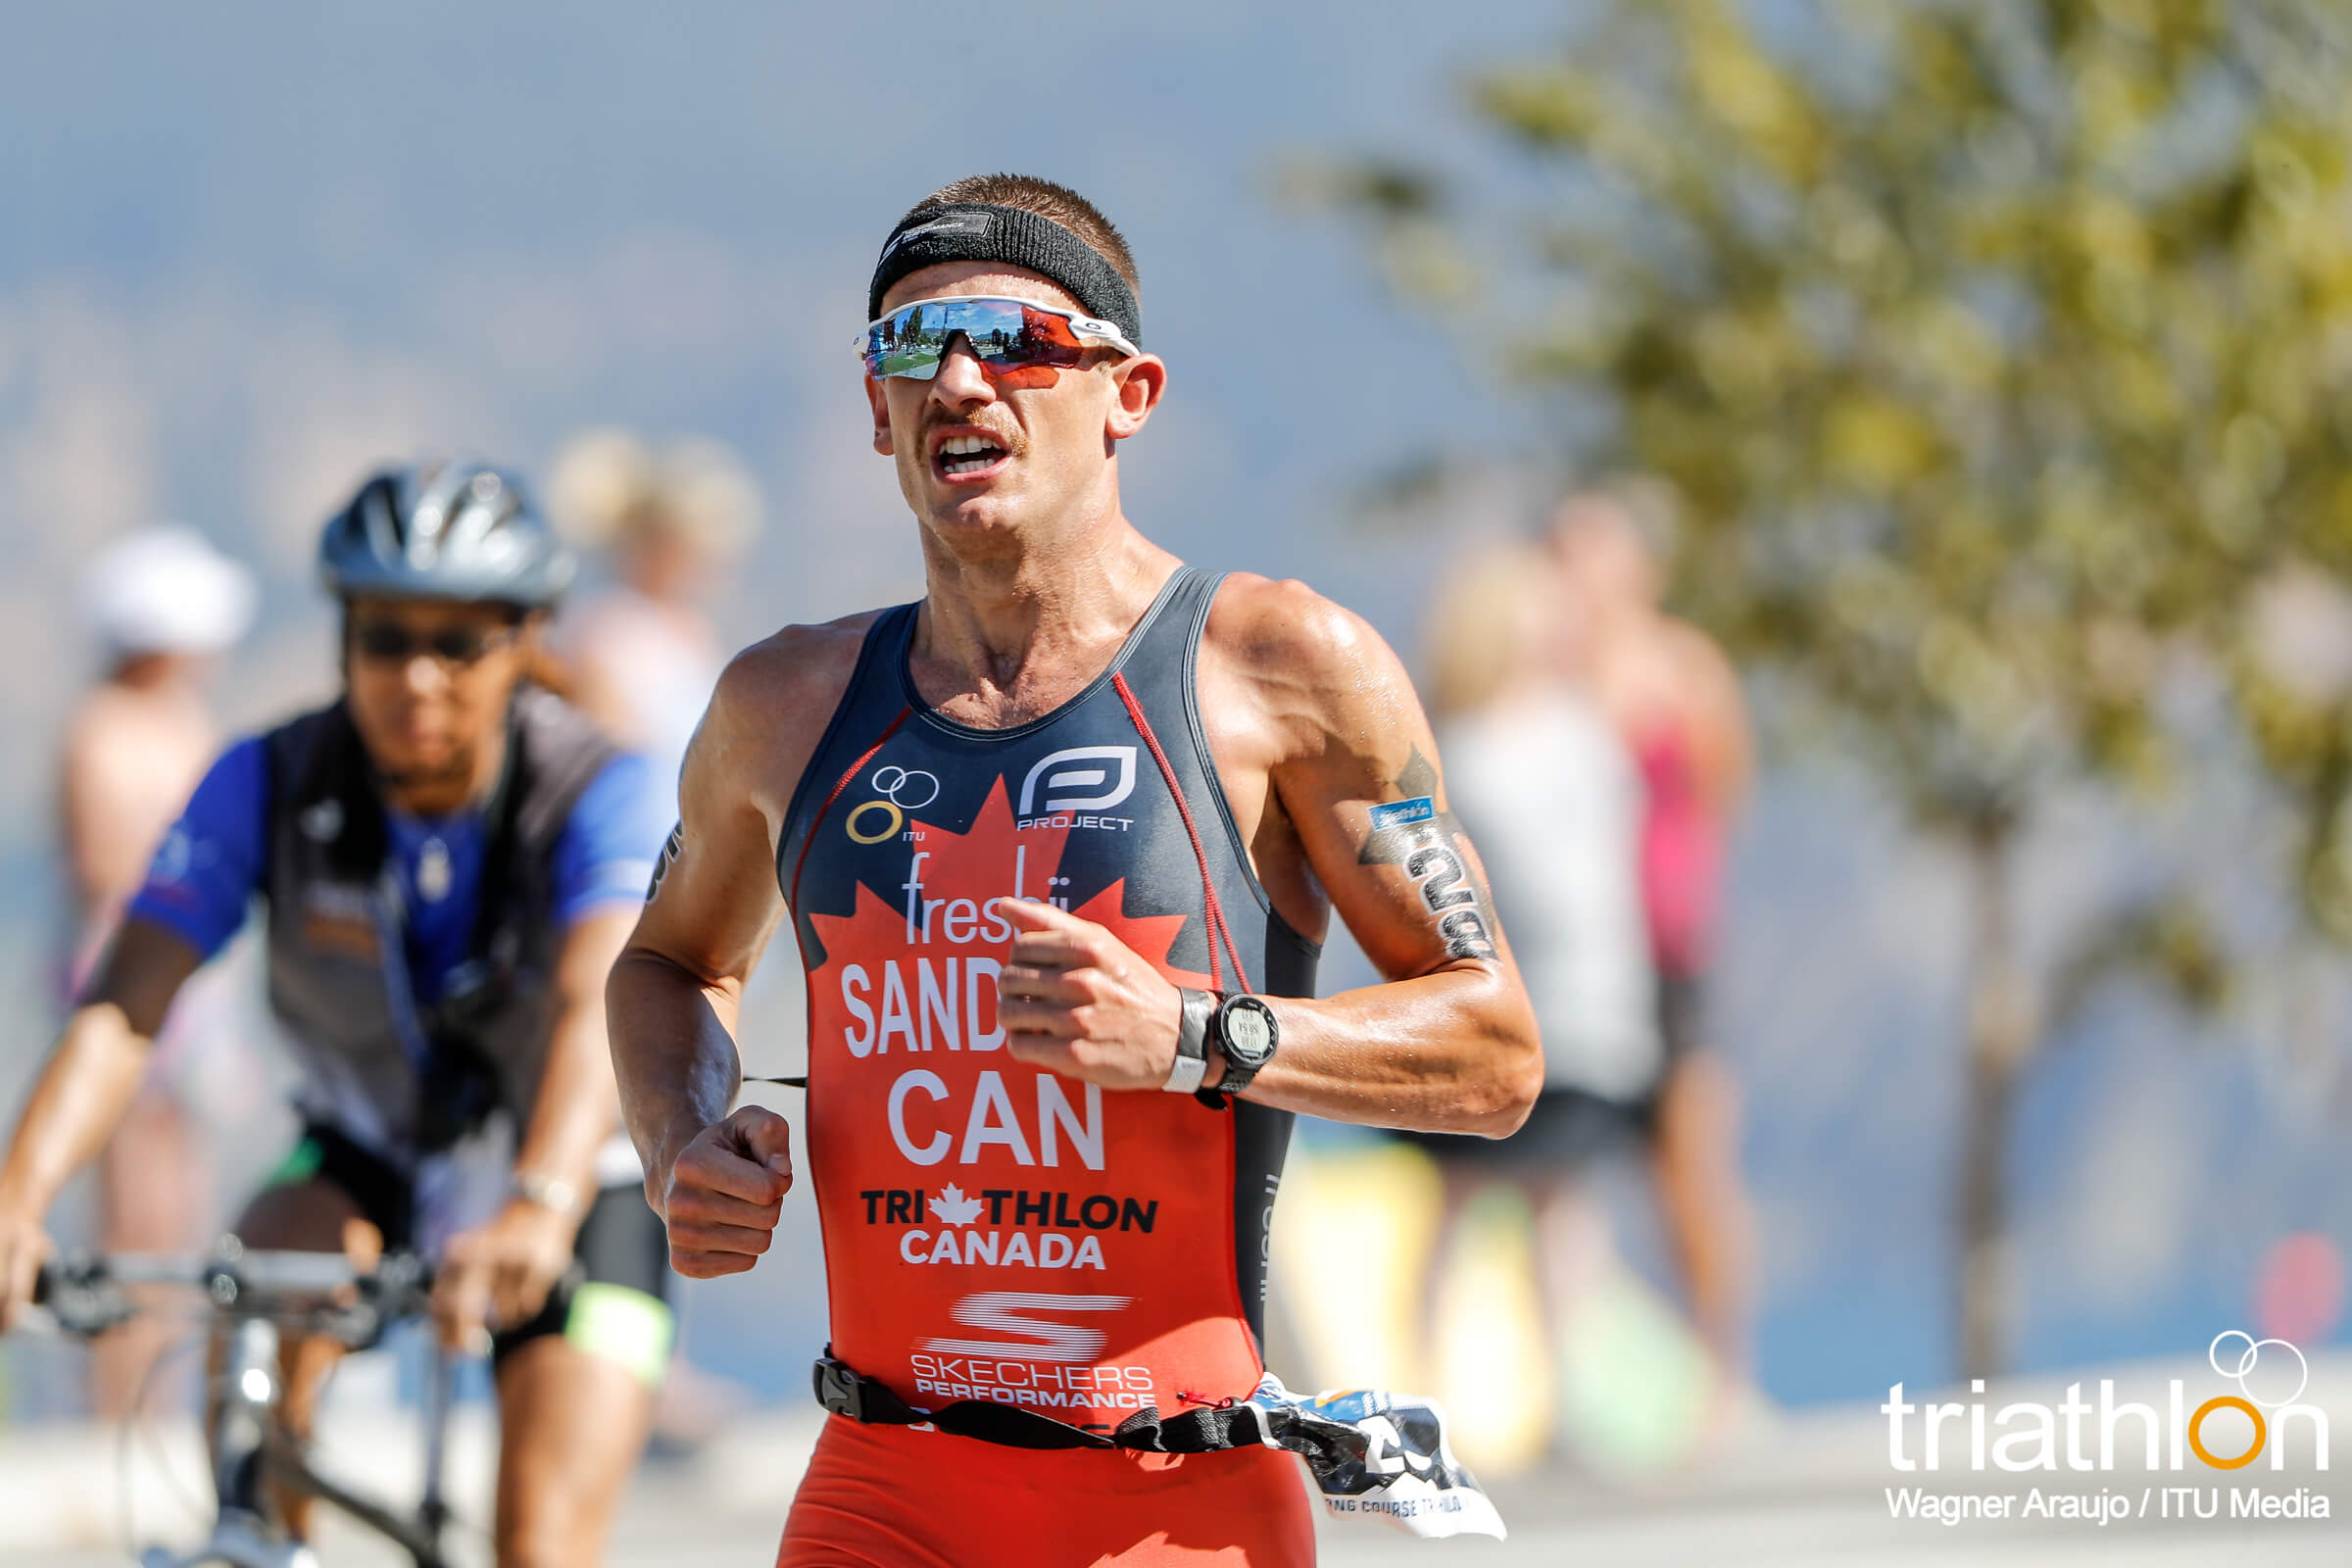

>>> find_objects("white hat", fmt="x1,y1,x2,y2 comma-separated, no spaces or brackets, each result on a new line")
81,523,260,657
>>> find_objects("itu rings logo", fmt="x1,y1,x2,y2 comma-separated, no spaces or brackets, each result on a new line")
847,765,941,846
2194,1331,2311,1471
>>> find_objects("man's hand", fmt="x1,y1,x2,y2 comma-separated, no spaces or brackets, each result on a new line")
998,900,1185,1091
659,1105,793,1279
432,1198,577,1350
0,1207,53,1333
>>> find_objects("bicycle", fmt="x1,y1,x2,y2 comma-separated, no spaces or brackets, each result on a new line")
32,1241,466,1568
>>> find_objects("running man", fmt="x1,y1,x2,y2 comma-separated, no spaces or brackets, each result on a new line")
609,173,1544,1565
0,465,674,1568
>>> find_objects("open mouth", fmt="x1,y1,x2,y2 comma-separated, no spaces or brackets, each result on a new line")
933,433,1011,481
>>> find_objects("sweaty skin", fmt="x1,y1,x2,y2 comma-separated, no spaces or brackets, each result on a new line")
610,259,1543,1277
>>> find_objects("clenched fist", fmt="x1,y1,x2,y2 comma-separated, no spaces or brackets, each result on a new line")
658,1105,794,1278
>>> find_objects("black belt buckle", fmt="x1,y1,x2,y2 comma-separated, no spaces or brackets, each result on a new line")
812,1354,868,1422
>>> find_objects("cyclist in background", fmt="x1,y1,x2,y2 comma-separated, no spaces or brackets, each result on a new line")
0,464,673,1568
60,523,258,1417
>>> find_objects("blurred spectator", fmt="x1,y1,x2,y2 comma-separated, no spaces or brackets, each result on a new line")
546,429,760,1451
1398,536,1663,1458
1549,484,1757,1393
60,523,258,1416
545,429,761,824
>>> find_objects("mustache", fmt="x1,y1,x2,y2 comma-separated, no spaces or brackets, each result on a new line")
922,414,1025,455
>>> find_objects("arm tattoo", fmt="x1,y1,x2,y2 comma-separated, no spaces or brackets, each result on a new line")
645,822,684,902
1357,749,1498,961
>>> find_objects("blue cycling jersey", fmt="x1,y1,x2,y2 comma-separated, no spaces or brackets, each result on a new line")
129,736,665,1002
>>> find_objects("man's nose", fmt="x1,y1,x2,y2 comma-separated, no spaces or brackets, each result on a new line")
402,654,451,697
927,332,998,406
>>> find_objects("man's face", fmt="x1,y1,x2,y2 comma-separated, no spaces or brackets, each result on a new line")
342,597,532,789
864,263,1163,544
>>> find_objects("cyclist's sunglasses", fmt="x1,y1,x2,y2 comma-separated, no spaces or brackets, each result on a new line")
350,619,519,667
858,296,1140,381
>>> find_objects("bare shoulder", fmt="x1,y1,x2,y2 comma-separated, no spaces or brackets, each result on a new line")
694,610,887,814
1201,572,1422,755
717,612,883,719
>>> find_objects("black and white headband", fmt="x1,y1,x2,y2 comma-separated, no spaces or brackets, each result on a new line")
868,203,1142,348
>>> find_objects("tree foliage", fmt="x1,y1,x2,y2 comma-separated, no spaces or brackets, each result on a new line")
1324,0,2352,875
1309,0,2352,1373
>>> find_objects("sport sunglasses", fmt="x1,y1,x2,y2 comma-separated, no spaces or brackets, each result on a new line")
858,296,1140,381
350,619,520,667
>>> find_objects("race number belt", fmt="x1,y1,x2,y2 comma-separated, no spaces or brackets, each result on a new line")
810,1352,1506,1540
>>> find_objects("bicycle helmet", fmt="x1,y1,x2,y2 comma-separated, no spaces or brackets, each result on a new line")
318,461,574,609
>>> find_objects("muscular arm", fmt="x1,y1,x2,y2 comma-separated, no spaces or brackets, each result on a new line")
606,620,869,1272
998,579,1544,1138
0,920,201,1316
1243,760,1538,1135
1211,585,1540,1134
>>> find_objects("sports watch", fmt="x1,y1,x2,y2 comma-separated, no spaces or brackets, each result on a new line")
1210,995,1280,1095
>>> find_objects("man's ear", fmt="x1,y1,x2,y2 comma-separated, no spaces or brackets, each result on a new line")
864,373,895,456
1104,354,1166,442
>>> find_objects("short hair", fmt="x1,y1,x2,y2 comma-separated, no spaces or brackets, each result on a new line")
906,173,1141,299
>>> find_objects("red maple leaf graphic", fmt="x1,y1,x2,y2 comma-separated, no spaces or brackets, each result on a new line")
808,777,1204,989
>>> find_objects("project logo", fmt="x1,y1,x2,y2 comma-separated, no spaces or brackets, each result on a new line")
1018,746,1136,818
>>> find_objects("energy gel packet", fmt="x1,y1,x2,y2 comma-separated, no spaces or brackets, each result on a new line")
1238,1374,1507,1540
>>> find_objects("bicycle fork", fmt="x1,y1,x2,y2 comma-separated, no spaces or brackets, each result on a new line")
140,1316,318,1568
417,1345,455,1546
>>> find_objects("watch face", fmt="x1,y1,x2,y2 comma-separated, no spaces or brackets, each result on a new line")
1224,999,1276,1064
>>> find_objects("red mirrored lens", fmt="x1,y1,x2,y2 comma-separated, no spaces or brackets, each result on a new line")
864,300,1101,379
977,307,1089,369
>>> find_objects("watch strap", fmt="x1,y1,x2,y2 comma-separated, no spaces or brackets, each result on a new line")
1165,987,1216,1094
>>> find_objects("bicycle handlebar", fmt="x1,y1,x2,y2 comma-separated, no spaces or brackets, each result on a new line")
33,1249,436,1345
